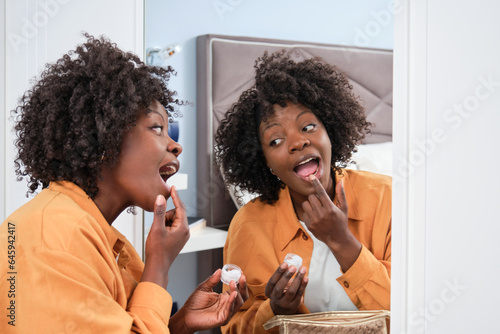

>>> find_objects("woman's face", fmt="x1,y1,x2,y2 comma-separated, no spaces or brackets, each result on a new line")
259,102,334,201
97,100,182,215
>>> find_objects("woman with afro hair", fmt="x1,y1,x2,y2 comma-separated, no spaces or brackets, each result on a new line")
215,51,391,333
0,34,247,334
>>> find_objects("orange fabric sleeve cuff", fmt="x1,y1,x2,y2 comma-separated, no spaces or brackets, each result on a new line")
127,282,172,327
336,245,375,292
255,299,279,334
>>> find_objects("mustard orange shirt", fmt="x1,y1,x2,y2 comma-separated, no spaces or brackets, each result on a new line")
222,169,391,334
0,181,172,333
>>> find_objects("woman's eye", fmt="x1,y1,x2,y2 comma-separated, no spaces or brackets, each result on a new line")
152,125,163,135
303,124,316,132
270,138,283,147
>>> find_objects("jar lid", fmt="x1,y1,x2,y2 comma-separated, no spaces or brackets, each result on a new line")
284,253,303,269
221,264,242,285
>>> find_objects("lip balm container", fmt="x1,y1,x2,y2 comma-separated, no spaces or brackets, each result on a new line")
221,264,242,285
284,253,303,269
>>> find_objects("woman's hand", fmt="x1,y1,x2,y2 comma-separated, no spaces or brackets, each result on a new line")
169,269,249,334
302,174,361,272
141,186,190,289
265,263,308,315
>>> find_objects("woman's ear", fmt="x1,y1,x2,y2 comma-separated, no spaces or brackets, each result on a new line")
265,161,276,175
265,159,272,171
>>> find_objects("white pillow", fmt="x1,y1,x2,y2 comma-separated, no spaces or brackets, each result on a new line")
350,142,393,176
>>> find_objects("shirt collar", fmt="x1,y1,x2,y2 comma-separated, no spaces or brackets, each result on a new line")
275,186,304,251
275,169,363,251
48,181,125,256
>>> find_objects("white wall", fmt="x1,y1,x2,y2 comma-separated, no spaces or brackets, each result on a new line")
2,0,145,254
1,0,6,224
392,0,500,332
145,0,394,317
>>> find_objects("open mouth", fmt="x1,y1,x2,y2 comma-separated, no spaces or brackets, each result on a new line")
159,163,178,183
293,157,320,178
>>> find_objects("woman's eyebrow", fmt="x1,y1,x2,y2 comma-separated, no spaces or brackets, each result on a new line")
260,110,313,137
260,122,280,138
145,108,166,122
296,110,314,120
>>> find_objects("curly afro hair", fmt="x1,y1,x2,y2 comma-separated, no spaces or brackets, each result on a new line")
215,50,371,204
12,33,182,198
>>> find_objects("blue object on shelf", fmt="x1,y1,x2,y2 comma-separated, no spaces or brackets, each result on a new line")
168,121,179,142
170,301,178,316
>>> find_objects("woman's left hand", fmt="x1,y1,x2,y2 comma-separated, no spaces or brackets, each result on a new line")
302,174,362,272
168,269,248,334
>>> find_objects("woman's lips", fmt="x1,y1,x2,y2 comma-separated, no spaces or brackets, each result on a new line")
159,159,180,181
158,161,179,195
293,157,320,179
159,164,177,182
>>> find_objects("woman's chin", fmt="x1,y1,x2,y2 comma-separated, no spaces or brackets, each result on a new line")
163,181,172,197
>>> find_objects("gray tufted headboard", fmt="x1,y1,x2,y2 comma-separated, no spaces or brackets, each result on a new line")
196,34,393,228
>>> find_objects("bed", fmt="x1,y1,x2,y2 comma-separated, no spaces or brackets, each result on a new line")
196,34,393,229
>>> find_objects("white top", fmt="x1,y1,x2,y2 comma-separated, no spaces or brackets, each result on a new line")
299,221,358,312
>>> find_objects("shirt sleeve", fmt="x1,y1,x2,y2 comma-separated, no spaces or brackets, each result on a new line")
7,220,172,333
221,216,277,334
128,282,173,333
221,289,277,334
220,215,309,334
336,230,391,310
222,294,309,334
335,171,392,310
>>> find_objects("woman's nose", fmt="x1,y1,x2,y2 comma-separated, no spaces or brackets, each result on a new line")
289,134,310,153
168,139,182,157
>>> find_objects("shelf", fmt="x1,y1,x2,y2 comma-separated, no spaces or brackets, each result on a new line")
180,226,228,254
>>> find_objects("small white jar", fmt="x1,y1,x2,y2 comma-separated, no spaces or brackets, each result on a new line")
284,253,303,269
221,264,242,285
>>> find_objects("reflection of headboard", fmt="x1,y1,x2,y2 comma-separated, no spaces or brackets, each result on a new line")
196,34,393,228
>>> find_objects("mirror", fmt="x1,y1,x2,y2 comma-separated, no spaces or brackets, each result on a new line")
144,0,394,324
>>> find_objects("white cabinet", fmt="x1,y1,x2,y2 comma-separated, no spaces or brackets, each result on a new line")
180,226,227,254
392,1,500,333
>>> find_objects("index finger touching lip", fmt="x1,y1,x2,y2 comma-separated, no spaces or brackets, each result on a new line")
308,174,328,196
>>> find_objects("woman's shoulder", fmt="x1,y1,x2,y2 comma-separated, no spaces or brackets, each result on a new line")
343,169,392,221
233,197,273,220
6,187,106,252
8,187,84,225
343,169,392,192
